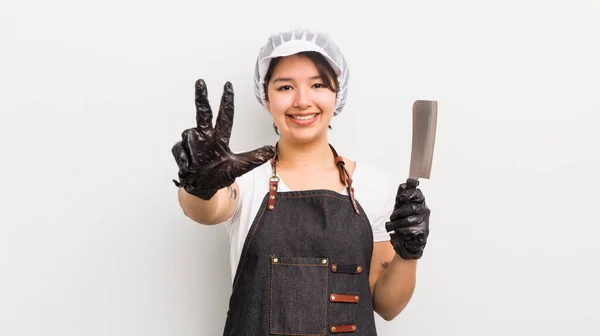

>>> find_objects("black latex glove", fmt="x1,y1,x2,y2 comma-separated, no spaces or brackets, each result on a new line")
171,79,275,200
385,178,431,259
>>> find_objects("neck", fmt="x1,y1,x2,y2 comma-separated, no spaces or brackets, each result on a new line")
276,139,335,171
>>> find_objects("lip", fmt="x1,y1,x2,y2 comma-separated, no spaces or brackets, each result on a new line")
286,112,321,117
286,112,320,126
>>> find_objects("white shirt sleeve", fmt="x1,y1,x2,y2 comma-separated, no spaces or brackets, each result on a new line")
354,161,396,243
221,162,259,235
370,181,395,242
220,162,271,281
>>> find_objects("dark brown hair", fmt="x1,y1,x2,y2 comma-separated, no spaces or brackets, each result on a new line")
264,51,338,134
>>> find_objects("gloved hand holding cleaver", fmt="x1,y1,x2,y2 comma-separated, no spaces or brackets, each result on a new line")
385,100,437,260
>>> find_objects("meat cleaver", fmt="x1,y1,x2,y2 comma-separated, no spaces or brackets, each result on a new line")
407,100,438,188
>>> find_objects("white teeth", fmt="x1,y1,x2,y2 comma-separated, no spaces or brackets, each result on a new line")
292,114,316,120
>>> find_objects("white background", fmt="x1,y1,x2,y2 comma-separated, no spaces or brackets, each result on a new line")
1,0,599,335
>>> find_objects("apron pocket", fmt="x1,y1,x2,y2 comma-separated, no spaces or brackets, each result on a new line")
269,256,329,335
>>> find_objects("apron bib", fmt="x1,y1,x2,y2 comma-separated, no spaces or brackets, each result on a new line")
223,145,377,335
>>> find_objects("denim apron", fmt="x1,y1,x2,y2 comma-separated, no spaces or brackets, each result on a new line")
223,145,377,335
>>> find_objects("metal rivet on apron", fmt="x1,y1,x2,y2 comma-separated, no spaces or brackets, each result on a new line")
273,258,278,263
331,264,337,272
271,186,276,191
352,325,356,331
330,326,336,332
355,296,360,302
330,295,336,301
357,265,363,273
268,205,274,210
322,259,327,264
269,195,275,199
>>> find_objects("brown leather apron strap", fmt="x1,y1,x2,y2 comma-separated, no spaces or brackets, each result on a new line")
330,144,360,214
268,157,279,210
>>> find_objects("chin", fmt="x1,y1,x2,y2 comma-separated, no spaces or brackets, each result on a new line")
285,129,327,144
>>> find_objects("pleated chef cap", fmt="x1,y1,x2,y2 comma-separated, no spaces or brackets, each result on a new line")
253,28,350,116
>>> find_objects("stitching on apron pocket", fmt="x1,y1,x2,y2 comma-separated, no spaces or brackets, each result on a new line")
269,256,329,335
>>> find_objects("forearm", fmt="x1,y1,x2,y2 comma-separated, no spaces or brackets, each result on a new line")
372,254,417,321
178,182,238,225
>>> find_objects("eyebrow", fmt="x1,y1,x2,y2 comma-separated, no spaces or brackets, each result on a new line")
272,75,322,83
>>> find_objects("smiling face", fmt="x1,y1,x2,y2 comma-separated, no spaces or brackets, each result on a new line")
265,53,338,144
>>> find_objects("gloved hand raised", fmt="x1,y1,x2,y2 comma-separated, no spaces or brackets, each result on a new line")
172,79,275,200
385,178,431,259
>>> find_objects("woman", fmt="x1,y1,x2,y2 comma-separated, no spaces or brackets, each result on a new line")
172,28,431,335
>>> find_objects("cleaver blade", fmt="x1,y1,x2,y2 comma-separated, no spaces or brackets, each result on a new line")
408,100,438,184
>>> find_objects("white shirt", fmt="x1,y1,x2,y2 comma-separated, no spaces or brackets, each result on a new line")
221,160,396,281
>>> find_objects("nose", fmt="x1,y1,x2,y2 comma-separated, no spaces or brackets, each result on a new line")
293,87,312,109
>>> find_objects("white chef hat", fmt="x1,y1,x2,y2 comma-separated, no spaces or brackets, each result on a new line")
253,28,349,116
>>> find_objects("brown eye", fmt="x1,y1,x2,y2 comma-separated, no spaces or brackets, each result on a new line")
277,85,293,91
313,83,327,89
